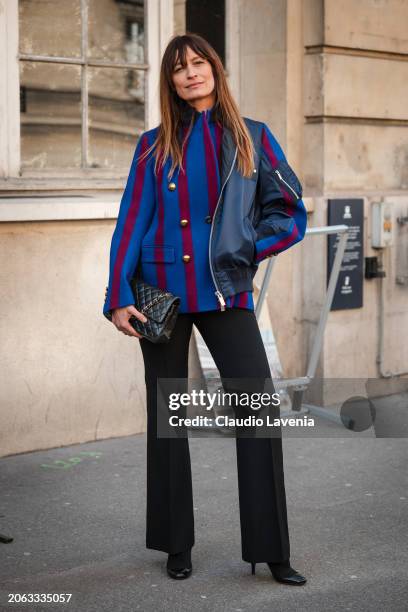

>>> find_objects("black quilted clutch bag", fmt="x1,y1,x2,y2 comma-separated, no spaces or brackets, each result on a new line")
129,279,180,343
105,279,181,344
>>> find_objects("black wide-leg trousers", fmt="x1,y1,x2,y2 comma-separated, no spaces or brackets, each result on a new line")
139,308,290,563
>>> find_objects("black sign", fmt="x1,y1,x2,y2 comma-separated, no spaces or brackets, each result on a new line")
327,199,364,310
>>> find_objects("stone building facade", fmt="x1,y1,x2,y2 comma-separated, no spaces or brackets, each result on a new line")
1,0,407,456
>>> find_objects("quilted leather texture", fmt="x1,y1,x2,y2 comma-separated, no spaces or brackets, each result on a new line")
128,278,181,343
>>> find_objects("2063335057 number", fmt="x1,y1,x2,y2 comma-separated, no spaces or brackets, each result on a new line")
8,593,73,604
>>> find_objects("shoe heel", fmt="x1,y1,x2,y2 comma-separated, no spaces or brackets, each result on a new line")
251,562,256,575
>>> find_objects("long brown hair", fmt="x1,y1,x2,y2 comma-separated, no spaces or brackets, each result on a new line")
138,33,255,179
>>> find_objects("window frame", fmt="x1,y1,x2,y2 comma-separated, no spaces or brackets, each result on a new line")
0,0,172,193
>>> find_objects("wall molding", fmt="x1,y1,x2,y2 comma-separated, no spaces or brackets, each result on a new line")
306,43,408,63
0,194,121,222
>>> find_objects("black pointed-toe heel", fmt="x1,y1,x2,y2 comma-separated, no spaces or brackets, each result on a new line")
166,549,193,580
167,565,192,580
267,561,307,585
250,561,307,585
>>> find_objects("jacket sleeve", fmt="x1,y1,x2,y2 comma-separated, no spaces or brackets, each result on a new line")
253,122,307,264
102,131,156,320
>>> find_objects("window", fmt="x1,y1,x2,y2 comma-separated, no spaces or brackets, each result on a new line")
18,0,146,176
185,0,239,107
186,0,225,66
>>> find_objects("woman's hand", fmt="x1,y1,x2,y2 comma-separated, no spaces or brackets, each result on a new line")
111,305,148,339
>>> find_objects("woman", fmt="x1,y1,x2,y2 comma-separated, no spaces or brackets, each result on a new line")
103,33,307,585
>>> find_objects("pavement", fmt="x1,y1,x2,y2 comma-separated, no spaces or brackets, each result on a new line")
0,394,407,612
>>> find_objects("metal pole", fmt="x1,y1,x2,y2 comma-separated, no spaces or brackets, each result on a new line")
255,256,276,320
306,226,349,379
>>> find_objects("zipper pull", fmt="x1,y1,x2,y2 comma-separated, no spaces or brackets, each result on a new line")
274,169,300,200
215,290,226,311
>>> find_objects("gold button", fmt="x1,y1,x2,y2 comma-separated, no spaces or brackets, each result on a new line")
168,182,176,191
180,219,188,227
182,254,191,263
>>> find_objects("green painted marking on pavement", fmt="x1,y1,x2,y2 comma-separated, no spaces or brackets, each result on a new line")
40,452,103,469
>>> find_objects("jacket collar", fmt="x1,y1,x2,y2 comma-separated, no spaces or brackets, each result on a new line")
177,101,238,184
220,127,237,186
179,101,218,126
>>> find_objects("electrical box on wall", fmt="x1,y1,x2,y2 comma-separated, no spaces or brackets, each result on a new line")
396,210,408,286
372,202,393,248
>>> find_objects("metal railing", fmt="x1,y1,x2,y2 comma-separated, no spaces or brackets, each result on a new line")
255,224,351,425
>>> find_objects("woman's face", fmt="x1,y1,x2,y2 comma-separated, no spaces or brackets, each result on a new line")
172,45,215,108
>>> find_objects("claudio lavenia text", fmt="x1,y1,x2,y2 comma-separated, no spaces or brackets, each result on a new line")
168,415,315,428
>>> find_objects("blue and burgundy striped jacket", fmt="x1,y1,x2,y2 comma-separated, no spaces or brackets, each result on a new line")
103,106,307,317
